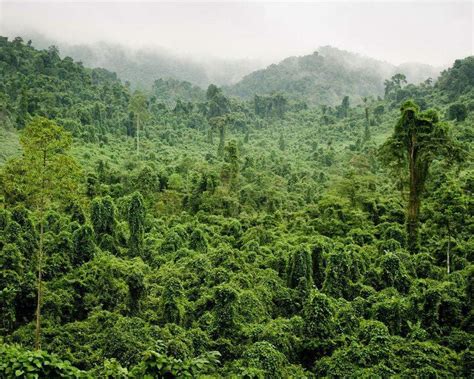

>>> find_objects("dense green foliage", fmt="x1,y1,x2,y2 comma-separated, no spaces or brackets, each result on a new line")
0,37,473,377
0,36,130,140
0,344,87,378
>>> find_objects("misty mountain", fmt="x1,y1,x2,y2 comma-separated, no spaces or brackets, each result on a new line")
317,46,442,85
21,32,443,106
226,46,442,105
18,32,263,89
62,42,211,89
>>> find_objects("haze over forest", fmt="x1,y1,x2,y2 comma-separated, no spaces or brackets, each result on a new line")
0,1,473,378
1,1,472,65
1,1,471,91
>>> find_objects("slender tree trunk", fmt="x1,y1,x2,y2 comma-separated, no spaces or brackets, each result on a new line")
35,208,43,350
407,141,419,253
218,124,225,159
207,128,214,144
447,222,451,274
136,115,140,155
35,152,46,350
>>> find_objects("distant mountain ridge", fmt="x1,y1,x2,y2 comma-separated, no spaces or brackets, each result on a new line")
316,46,442,84
12,31,264,90
13,32,443,106
226,46,443,106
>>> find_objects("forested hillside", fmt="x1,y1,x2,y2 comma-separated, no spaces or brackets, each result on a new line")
227,46,442,106
0,36,131,142
0,36,473,378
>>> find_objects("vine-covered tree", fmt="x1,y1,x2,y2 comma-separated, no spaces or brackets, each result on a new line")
447,103,468,122
380,100,463,252
287,247,313,291
72,224,96,266
160,277,185,325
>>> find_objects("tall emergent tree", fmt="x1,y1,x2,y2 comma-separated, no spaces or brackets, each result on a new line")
129,91,149,156
206,84,230,118
363,97,369,124
5,116,79,349
431,176,466,274
337,96,350,118
384,73,407,99
209,116,227,158
362,97,371,142
380,100,462,253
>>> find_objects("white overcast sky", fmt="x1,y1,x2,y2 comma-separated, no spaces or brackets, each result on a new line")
0,0,472,66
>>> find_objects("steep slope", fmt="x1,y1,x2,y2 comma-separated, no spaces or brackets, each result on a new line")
436,56,474,99
0,36,131,140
